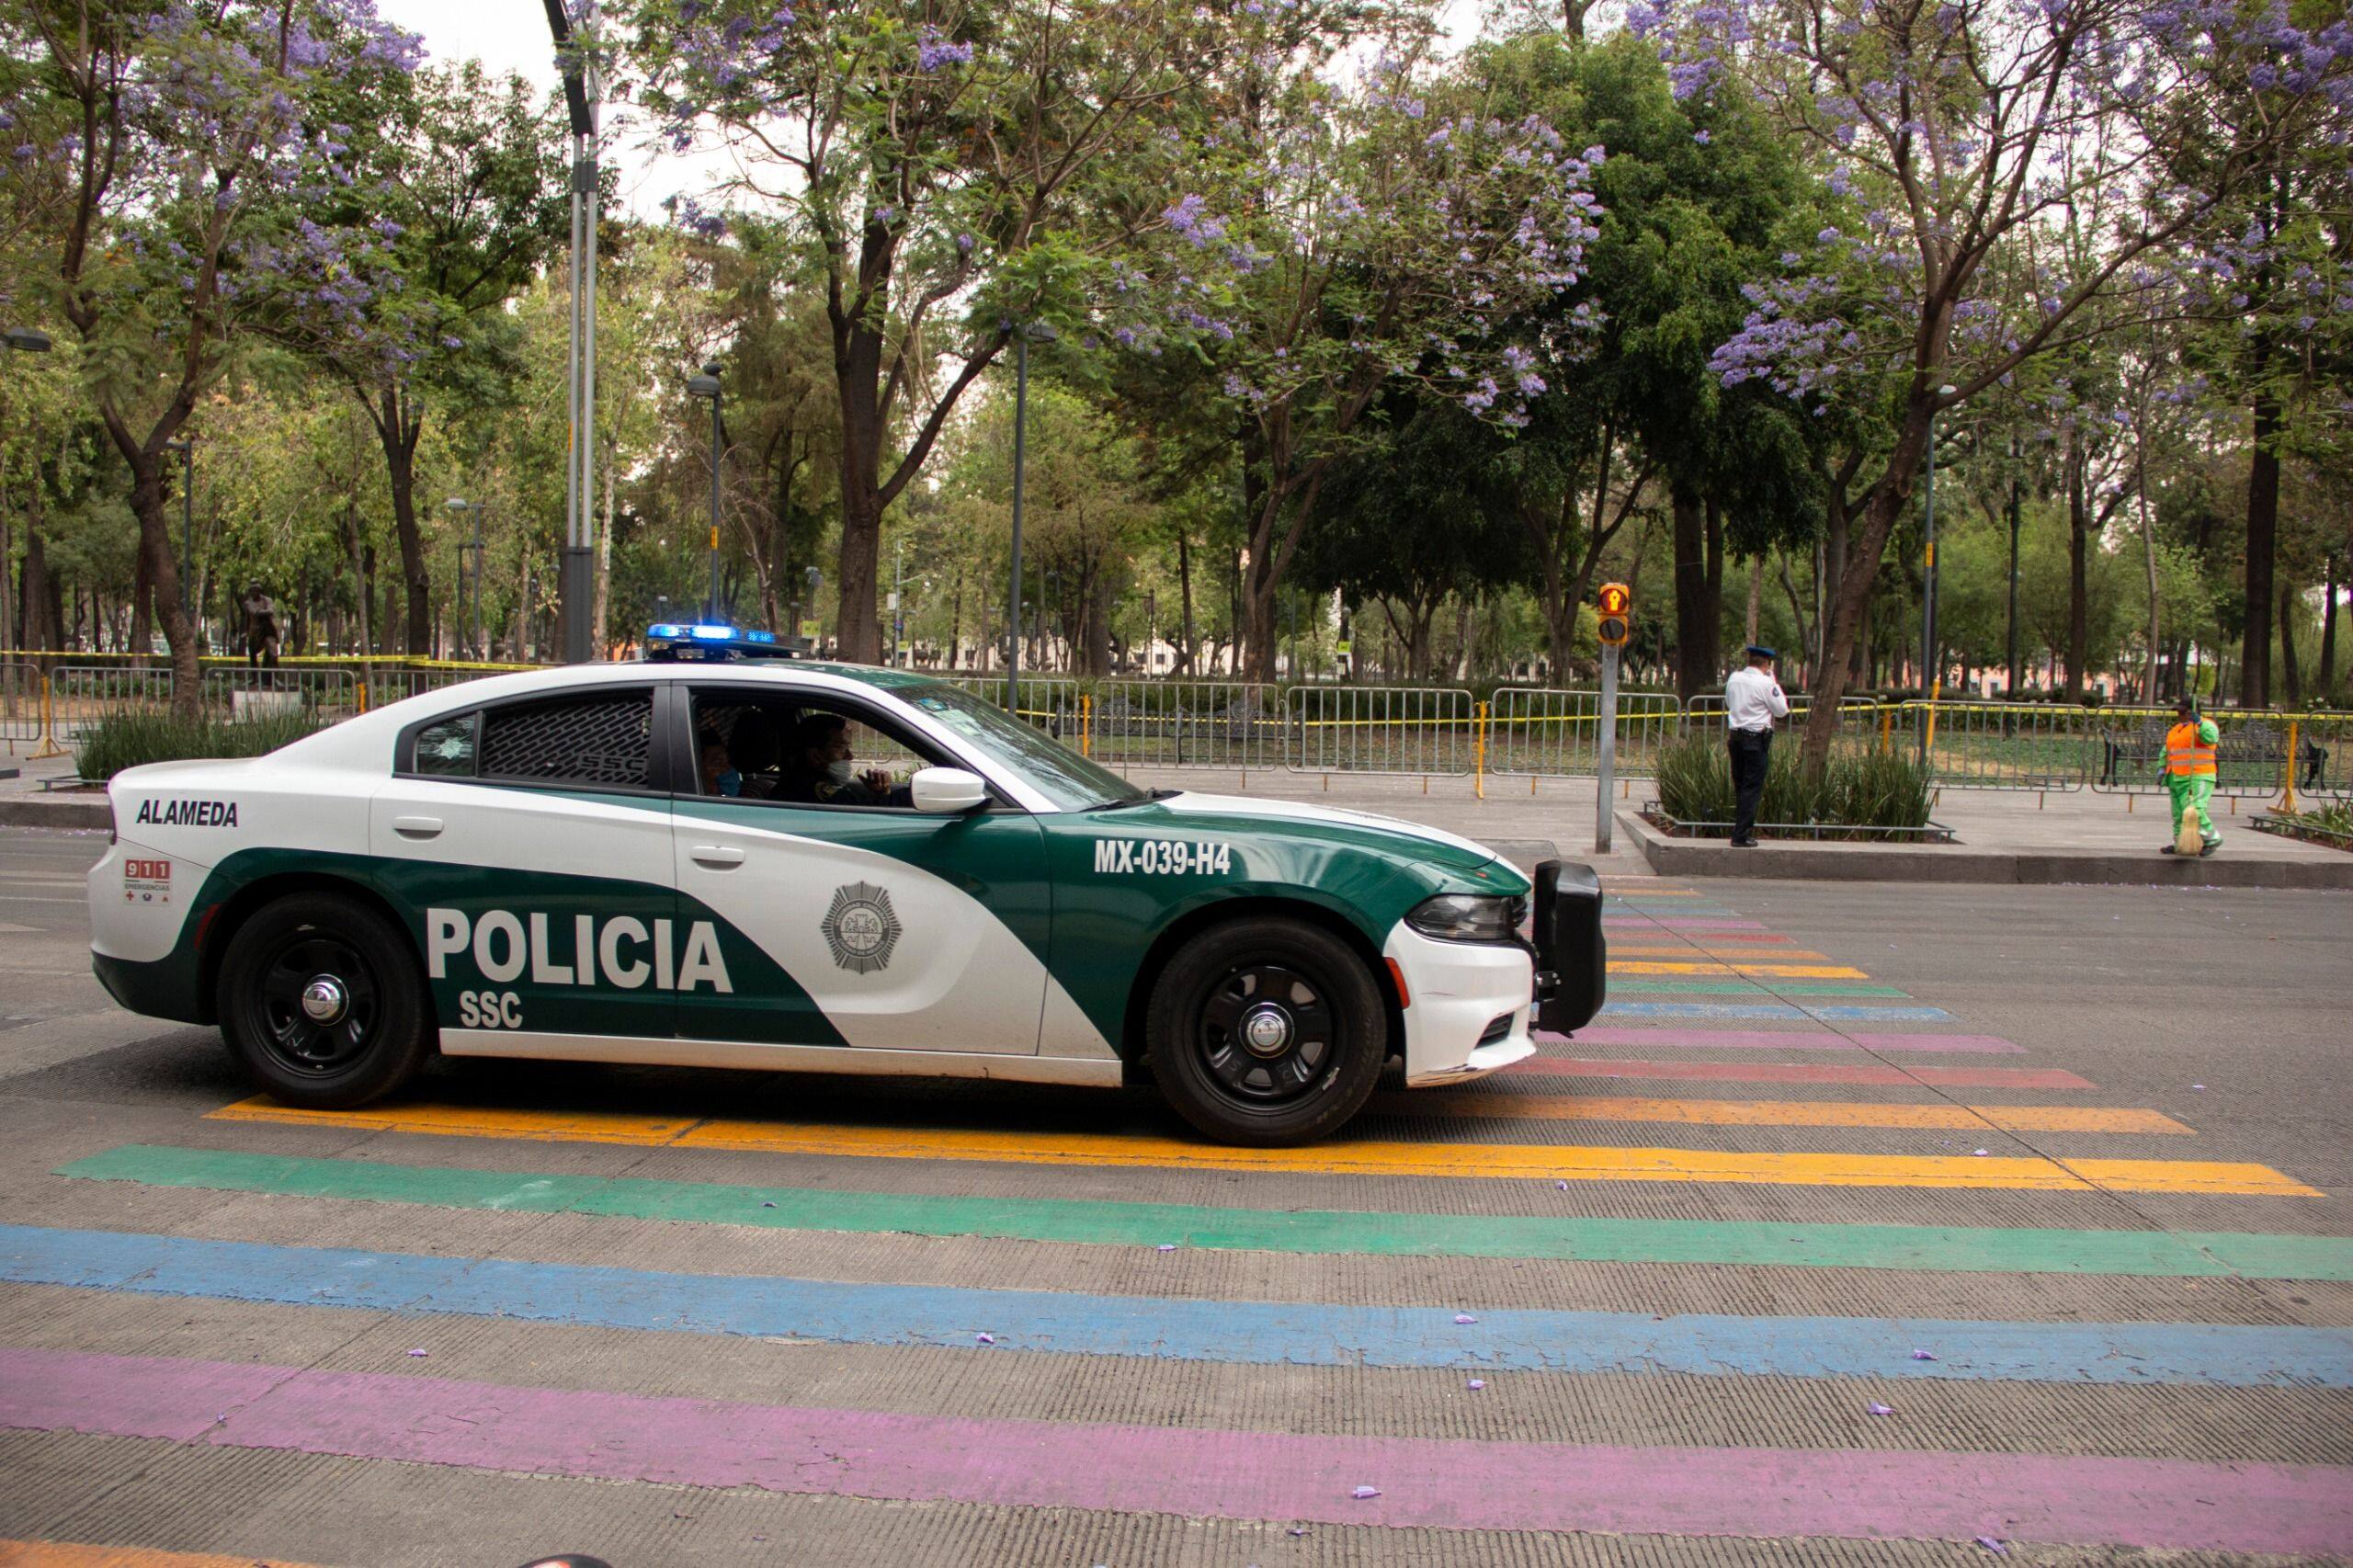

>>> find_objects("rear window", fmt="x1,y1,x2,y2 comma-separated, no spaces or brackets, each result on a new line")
476,692,654,790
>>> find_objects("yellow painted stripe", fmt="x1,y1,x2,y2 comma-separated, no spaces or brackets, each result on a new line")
1608,947,1836,960
1610,960,1872,979
0,1545,325,1568
207,1099,2316,1195
1372,1091,2193,1134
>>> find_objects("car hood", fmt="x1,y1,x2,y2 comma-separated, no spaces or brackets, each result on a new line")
1120,791,1517,882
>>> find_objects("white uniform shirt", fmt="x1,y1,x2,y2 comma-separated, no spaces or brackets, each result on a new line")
1724,665,1789,732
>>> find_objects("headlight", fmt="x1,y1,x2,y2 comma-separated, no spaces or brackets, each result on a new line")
1405,893,1522,943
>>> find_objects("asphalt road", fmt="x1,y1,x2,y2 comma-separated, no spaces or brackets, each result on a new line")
0,823,2347,1566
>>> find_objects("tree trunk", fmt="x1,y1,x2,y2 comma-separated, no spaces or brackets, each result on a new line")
1776,551,1810,688
1743,554,1762,649
1085,566,1114,676
346,506,371,657
130,531,155,665
2321,552,2339,701
2279,578,2302,709
1176,530,1195,676
1671,491,1709,702
1802,405,1934,770
376,395,432,657
21,502,52,651
121,459,199,716
2065,428,2088,703
2242,386,2280,708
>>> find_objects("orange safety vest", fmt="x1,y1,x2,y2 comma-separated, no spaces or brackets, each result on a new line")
2165,721,2216,778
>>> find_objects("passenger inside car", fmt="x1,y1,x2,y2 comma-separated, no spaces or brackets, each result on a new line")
725,709,784,799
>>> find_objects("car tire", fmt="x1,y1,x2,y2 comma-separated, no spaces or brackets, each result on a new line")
217,892,434,1109
1145,917,1386,1146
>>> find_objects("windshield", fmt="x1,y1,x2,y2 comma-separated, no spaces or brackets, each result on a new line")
904,682,1148,812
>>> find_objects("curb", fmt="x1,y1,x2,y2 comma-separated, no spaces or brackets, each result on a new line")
1619,809,2353,890
0,794,109,831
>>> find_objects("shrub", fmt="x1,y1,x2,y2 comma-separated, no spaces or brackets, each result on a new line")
76,710,326,781
1651,735,1931,837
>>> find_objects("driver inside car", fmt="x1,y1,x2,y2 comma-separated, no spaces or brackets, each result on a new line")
784,711,912,807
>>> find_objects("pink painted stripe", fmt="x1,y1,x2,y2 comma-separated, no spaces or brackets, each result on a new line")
1563,1028,2026,1054
0,1349,2341,1552
1499,1058,2097,1090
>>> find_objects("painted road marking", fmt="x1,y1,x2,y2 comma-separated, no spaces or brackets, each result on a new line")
1603,916,1768,929
0,1546,322,1568
65,1146,2353,1277
4,1227,2347,1382
1610,979,1913,996
1366,1093,2190,1134
1608,947,1836,960
1601,1002,1956,1022
1501,1058,2098,1090
6,1349,2347,1550
1609,961,1872,979
207,1099,2318,1193
1568,1028,2023,1053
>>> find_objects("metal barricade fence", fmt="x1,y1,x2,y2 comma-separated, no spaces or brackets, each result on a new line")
2079,704,2303,798
1288,685,1474,776
944,676,1082,742
0,661,40,752
1488,688,1683,777
199,666,360,723
1086,680,1279,770
1910,701,2096,790
2289,713,2351,801
47,664,175,742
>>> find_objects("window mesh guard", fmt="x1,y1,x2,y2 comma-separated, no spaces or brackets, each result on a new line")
481,696,652,788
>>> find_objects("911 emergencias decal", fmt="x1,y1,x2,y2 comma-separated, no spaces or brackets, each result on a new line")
1093,838,1233,876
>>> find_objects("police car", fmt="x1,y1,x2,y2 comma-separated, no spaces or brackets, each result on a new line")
88,625,1604,1145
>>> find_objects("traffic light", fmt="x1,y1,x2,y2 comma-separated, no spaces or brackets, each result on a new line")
1597,582,1632,648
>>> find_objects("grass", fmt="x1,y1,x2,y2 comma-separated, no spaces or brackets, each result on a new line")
76,710,326,781
1652,735,1932,838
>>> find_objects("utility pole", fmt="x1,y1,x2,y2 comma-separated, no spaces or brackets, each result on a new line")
2006,432,2023,699
545,0,601,664
688,362,722,619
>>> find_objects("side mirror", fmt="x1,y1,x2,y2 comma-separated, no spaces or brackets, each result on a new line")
910,766,989,814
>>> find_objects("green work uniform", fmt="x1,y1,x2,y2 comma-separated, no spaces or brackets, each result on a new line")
2167,716,2222,847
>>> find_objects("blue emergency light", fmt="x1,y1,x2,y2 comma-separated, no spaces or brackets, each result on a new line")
642,622,796,662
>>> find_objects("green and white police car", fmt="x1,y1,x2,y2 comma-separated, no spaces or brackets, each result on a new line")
88,627,1604,1144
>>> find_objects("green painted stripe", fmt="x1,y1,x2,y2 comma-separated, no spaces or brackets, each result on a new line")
59,1146,2353,1280
1608,978,1914,997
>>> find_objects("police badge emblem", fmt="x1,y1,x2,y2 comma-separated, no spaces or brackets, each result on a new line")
822,881,902,974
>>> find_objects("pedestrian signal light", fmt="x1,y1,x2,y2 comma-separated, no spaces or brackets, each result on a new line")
1597,582,1631,647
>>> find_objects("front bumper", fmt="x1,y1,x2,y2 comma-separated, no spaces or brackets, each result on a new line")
1383,925,1540,1086
1529,859,1606,1034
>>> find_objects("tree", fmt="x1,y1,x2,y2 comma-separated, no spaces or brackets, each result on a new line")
24,0,420,710
1643,0,2353,759
631,0,1228,662
269,61,570,654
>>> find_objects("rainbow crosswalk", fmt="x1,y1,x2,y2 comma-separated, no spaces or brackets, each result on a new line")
4,876,2349,1561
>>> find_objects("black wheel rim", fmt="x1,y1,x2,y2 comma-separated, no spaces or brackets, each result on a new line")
1192,960,1338,1110
243,931,381,1077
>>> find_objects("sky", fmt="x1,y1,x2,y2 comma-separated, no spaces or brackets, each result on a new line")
373,0,1492,221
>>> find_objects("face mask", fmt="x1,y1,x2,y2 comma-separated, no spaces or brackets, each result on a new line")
823,760,854,786
715,769,742,797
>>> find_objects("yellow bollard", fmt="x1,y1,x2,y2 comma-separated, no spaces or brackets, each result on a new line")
1474,700,1487,800
2283,719,2298,814
1079,694,1092,758
30,674,65,760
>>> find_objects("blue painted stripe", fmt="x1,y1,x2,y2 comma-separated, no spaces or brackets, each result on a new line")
1,1224,2344,1388
1602,1001,1957,1023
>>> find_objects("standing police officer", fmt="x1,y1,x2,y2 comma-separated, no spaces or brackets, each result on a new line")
2162,693,2222,857
1723,644,1789,847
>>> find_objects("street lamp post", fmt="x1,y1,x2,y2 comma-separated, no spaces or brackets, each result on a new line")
892,539,904,667
687,362,722,621
1918,384,1958,763
446,499,484,659
1006,321,1055,711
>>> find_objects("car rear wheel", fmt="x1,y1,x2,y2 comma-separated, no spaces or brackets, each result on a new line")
218,892,433,1108
1145,917,1386,1146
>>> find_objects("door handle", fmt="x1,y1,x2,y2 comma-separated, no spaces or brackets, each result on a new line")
689,845,746,869
392,816,443,840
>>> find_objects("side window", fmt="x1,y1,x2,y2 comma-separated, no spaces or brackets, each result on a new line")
690,688,940,808
477,691,654,790
412,713,479,777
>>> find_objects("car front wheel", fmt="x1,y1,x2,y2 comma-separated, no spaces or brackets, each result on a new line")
217,892,434,1108
1145,917,1386,1146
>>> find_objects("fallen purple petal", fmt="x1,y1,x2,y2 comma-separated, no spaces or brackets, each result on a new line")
1972,1149,1990,1156
975,1332,995,1345
1555,1180,1569,1190
1454,1313,1478,1324
1974,1538,2009,1556
1155,1244,1177,1252
406,1348,427,1358
1867,1402,1893,1415
1911,1349,1937,1361
1351,1485,1381,1500
1466,1378,1486,1390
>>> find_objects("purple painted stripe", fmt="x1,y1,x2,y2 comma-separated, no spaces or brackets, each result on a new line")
1604,916,1769,929
1,1348,2345,1552
1562,1028,2026,1055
